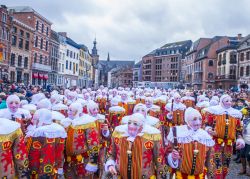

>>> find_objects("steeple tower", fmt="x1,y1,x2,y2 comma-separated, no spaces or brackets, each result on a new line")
92,38,98,56
107,52,110,62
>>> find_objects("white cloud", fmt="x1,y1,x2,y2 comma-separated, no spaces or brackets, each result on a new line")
2,0,250,62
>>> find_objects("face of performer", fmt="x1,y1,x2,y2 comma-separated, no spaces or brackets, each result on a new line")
134,106,147,117
89,107,99,117
175,96,181,103
121,94,127,101
222,97,232,109
50,97,56,104
188,117,202,131
145,99,152,108
128,118,143,137
8,100,19,113
68,106,78,119
84,94,89,100
113,90,117,96
68,95,74,101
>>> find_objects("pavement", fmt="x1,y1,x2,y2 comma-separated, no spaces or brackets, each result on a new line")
228,159,249,179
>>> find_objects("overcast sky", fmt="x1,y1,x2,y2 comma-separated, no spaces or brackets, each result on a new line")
2,0,250,62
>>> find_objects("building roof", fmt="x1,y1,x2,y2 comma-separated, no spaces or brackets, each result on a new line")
8,6,52,24
134,61,142,68
50,30,59,43
98,60,135,73
66,37,81,49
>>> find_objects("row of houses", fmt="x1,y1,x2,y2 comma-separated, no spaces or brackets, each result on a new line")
0,5,99,88
134,34,250,90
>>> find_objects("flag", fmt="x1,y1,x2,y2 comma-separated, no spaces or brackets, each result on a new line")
0,43,3,61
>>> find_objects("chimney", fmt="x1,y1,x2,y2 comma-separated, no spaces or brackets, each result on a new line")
237,33,242,40
58,32,67,37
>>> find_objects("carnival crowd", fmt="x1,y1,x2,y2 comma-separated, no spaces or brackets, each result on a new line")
0,83,249,179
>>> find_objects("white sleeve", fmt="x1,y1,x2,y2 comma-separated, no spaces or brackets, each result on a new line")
104,159,116,172
167,153,179,169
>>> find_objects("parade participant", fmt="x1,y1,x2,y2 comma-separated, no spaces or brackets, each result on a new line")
104,113,167,178
0,117,30,178
60,102,83,128
66,91,78,105
37,98,52,110
145,96,161,118
51,94,68,116
28,109,67,178
203,94,243,179
87,100,110,177
167,107,215,179
0,94,32,134
165,93,186,126
182,91,195,108
238,107,250,176
118,90,136,115
196,95,210,113
108,97,126,130
64,111,99,178
30,93,46,105
135,89,146,104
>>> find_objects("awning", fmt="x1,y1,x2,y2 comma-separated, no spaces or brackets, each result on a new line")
38,73,44,79
43,74,48,80
33,73,38,78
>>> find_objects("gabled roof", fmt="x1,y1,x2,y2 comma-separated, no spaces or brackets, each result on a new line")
66,37,81,49
98,60,135,73
9,6,52,24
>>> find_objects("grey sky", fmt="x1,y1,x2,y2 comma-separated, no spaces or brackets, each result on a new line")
2,0,250,62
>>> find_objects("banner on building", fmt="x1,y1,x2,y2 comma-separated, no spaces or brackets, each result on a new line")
0,43,3,61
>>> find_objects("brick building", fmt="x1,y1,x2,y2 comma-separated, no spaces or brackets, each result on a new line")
237,34,250,88
215,36,242,89
110,66,133,88
142,40,192,88
9,17,34,85
193,36,231,89
9,6,52,87
0,5,12,82
48,30,59,85
181,38,211,88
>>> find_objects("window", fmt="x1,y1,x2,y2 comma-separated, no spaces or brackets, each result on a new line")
18,38,23,49
67,50,69,56
70,51,72,58
12,26,17,33
25,40,29,50
2,13,7,23
74,52,75,59
24,57,28,68
240,53,244,61
246,66,250,76
62,64,64,72
41,24,44,33
36,21,39,30
44,56,48,65
18,55,22,67
240,67,244,77
208,73,213,79
59,63,61,72
66,60,68,69
40,55,43,64
70,62,72,70
40,38,43,49
35,36,38,47
10,53,15,66
46,27,49,36
76,64,78,71
34,53,37,63
19,30,24,36
208,60,213,66
247,52,250,60
11,35,17,46
26,32,30,39
45,41,48,51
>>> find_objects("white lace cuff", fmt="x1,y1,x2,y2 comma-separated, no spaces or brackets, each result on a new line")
167,153,179,169
105,159,116,172
85,162,98,172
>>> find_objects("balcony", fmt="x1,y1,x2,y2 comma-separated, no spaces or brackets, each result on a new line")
192,79,202,84
32,63,51,72
215,75,237,81
194,68,203,73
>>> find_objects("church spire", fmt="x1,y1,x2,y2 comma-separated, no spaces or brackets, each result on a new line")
92,38,98,56
107,52,110,61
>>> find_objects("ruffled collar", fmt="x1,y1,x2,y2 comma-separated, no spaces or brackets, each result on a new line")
167,125,214,147
204,105,242,118
165,102,186,111
31,123,67,138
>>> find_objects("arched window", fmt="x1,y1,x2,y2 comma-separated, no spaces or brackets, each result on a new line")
240,67,244,77
246,66,250,76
